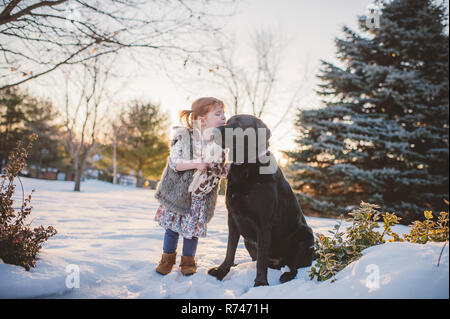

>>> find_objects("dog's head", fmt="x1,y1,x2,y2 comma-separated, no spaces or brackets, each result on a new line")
213,114,272,163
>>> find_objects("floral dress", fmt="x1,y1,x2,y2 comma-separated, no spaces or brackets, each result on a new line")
154,133,216,239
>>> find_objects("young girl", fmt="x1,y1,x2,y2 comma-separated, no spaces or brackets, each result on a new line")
154,97,231,276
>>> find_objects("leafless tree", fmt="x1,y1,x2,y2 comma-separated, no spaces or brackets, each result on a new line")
110,121,121,185
60,55,114,191
106,116,129,185
0,0,238,90
195,27,315,148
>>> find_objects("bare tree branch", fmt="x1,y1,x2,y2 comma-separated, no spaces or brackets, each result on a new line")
179,27,316,153
0,0,23,21
59,54,116,191
0,0,67,25
0,0,238,90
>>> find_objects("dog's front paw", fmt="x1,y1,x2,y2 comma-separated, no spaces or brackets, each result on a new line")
253,279,269,287
280,271,297,283
208,266,230,281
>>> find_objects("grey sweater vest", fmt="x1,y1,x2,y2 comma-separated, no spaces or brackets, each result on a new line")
154,126,219,223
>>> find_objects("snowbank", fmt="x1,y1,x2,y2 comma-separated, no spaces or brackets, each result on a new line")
0,177,448,298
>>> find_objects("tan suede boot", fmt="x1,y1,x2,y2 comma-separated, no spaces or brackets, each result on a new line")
180,255,197,276
155,252,177,275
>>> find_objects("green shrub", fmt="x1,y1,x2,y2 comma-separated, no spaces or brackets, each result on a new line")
309,216,362,282
309,200,448,282
0,134,57,271
403,207,448,244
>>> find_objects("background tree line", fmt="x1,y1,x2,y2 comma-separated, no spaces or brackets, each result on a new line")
0,0,237,192
0,87,69,175
0,85,171,188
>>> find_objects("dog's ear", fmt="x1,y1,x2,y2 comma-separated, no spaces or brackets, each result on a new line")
256,119,271,143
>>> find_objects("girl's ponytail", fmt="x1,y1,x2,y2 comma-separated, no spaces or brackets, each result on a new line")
179,109,194,129
179,97,226,129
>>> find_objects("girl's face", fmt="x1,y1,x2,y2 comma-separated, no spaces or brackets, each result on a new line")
200,104,226,129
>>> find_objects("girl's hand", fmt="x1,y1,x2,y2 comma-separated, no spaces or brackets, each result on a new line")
196,160,209,172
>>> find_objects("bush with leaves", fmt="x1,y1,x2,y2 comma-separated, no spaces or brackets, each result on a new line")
403,206,449,244
309,202,400,282
309,217,361,282
309,201,448,282
0,134,57,271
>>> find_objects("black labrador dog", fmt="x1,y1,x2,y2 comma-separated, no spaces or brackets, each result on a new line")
208,114,315,287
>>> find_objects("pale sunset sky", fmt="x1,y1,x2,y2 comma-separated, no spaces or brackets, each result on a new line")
26,0,448,162
132,0,377,159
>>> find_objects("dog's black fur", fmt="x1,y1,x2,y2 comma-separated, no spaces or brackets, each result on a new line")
208,114,315,287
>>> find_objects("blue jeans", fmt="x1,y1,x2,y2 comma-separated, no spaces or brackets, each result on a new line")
163,228,198,257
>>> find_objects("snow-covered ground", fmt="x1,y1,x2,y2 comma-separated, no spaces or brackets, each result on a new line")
0,177,448,299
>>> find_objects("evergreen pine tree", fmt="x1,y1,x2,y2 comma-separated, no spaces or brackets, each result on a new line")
0,87,26,171
286,0,449,222
116,102,170,187
23,95,68,177
0,87,68,174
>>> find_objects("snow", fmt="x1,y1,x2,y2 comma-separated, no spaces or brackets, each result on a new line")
0,177,448,299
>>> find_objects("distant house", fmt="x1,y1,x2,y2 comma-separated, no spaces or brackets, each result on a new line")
118,174,137,187
114,174,159,189
84,152,103,180
24,165,74,181
84,168,100,180
42,170,58,180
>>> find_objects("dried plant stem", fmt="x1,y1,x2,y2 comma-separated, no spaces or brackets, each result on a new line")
437,241,447,267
